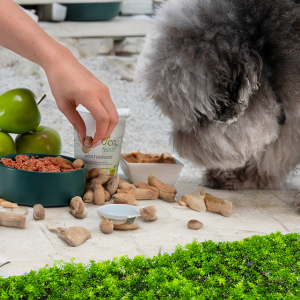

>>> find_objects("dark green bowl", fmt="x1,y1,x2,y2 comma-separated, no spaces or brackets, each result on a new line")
64,2,122,21
0,153,86,207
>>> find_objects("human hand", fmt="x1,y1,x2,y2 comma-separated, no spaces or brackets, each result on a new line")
44,48,119,146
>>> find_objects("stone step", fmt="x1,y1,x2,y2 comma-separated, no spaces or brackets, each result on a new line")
15,0,119,4
39,16,153,38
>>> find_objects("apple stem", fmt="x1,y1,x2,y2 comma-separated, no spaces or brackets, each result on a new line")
37,94,46,105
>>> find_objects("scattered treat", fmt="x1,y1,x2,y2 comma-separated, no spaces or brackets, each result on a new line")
82,136,93,153
99,220,114,234
53,226,91,247
122,152,176,164
106,174,120,195
139,206,157,221
117,184,136,195
118,180,132,190
93,184,106,205
134,188,159,200
104,190,111,201
90,170,110,186
72,159,84,169
0,155,80,172
177,200,187,207
83,189,94,203
187,220,203,230
70,196,88,219
1,202,18,209
133,182,150,189
33,204,45,220
202,190,233,217
180,194,206,212
114,223,139,230
148,174,177,202
112,193,137,206
0,212,26,229
86,168,100,180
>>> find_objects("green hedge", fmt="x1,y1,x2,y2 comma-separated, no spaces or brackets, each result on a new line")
1,232,300,299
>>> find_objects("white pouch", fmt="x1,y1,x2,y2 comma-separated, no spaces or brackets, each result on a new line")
74,105,130,174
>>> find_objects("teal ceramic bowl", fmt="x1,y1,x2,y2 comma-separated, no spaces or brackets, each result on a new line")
0,153,86,207
64,2,122,21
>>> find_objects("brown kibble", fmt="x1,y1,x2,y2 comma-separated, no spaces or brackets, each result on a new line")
177,200,187,206
55,156,73,166
1,202,18,209
181,194,206,212
105,190,111,201
83,189,94,203
99,220,114,234
114,223,139,230
148,174,177,193
134,188,159,200
33,204,45,220
73,159,84,168
0,212,26,228
86,168,100,180
55,226,91,247
203,193,233,217
106,174,120,195
139,206,157,221
70,196,88,219
94,184,106,205
187,220,203,230
112,193,137,206
90,170,110,186
82,136,93,153
118,180,132,190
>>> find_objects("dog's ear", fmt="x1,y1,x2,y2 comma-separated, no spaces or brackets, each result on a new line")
205,47,263,123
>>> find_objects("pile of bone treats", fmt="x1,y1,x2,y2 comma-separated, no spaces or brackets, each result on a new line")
0,167,233,247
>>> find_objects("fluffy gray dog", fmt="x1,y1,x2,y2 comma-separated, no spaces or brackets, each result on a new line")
139,0,300,206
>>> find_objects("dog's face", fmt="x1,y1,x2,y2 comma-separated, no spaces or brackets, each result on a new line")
138,0,284,169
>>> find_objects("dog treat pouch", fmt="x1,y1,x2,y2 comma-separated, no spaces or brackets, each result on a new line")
74,105,130,174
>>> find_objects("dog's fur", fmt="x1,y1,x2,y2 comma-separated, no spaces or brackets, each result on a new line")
138,0,300,191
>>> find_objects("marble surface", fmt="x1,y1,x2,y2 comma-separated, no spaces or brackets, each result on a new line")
0,52,300,278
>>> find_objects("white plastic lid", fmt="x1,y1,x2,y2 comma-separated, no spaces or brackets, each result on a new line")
76,104,130,117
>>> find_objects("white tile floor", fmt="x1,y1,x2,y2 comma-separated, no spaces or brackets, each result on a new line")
1,170,299,278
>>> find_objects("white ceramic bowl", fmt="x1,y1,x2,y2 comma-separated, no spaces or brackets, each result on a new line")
119,156,184,186
97,204,140,225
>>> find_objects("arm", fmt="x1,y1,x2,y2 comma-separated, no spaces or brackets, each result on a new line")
0,0,119,145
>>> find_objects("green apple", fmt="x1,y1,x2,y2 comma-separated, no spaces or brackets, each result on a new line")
15,126,62,155
0,88,41,134
0,132,15,156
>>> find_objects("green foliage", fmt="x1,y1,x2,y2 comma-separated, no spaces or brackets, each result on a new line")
1,232,300,299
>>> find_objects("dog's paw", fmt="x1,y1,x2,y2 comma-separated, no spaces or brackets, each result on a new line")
203,167,261,190
203,169,240,190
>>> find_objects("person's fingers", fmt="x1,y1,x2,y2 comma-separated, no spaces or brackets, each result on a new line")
84,99,110,146
98,89,119,142
57,100,86,144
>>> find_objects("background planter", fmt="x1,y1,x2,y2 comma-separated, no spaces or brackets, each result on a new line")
64,1,122,21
